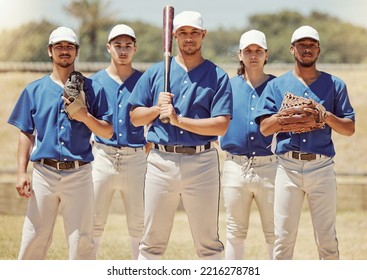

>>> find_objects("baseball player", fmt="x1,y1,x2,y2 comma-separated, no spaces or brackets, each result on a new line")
128,11,232,260
219,30,276,260
90,24,147,259
7,27,113,260
255,25,355,259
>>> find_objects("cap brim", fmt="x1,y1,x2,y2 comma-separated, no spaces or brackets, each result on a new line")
50,37,78,45
173,24,203,32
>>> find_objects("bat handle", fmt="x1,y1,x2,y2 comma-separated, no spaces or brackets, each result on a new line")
160,54,172,124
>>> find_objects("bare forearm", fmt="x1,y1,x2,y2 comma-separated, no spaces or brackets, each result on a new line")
130,106,160,127
82,114,113,139
260,113,355,137
325,113,355,136
172,115,230,136
17,132,34,174
259,115,280,136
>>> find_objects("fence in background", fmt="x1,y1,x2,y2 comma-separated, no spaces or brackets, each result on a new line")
1,62,367,74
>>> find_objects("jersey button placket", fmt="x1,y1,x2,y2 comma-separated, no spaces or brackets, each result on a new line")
59,117,67,158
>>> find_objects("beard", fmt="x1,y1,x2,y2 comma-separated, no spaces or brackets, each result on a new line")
52,54,75,68
181,44,201,56
56,61,74,68
295,55,318,68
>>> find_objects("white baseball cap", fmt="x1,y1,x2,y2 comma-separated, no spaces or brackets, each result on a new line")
49,27,79,46
291,25,320,43
173,11,204,32
239,30,267,50
108,24,136,42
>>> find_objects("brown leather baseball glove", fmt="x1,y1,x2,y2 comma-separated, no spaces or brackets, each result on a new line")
276,92,327,133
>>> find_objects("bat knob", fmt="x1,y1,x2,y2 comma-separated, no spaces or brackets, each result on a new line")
160,116,170,124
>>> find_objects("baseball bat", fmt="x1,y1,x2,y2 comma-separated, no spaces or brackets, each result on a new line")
160,5,174,124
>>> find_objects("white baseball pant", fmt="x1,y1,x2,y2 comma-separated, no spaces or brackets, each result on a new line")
92,143,146,259
222,153,276,259
138,148,224,260
18,162,95,260
273,152,339,260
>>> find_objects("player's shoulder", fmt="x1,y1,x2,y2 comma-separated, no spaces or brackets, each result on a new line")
274,70,293,80
139,61,164,79
89,69,107,80
146,61,164,71
230,74,245,86
83,75,104,94
201,60,230,80
319,71,345,84
264,71,293,87
22,75,52,94
26,75,49,86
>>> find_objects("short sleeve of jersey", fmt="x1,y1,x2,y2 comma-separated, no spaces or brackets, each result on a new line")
8,85,36,134
254,79,282,125
128,63,162,108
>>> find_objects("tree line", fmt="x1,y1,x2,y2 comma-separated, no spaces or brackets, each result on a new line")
1,1,367,64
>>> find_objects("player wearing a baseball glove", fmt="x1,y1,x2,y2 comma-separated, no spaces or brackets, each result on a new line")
8,26,113,260
254,25,355,260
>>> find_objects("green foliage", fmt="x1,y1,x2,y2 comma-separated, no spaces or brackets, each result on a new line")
1,9,367,63
64,0,118,61
248,10,367,63
0,21,57,62
204,27,243,63
118,21,162,63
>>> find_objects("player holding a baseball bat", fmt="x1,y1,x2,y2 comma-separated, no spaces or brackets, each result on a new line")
129,10,233,260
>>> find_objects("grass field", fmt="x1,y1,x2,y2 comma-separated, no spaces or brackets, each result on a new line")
2,209,367,260
1,65,366,260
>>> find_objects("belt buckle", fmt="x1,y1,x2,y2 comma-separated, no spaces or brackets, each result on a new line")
292,152,302,160
173,145,183,153
292,152,316,161
293,152,301,160
56,161,74,170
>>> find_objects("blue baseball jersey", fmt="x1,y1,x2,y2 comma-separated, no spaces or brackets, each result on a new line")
90,69,146,148
8,75,113,162
220,74,276,157
128,58,233,146
254,71,355,157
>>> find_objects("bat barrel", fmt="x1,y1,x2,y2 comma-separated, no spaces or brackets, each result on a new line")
163,5,174,53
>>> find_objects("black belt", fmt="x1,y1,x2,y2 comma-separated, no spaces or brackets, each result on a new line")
154,143,212,155
95,142,144,152
38,159,89,170
291,151,317,161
